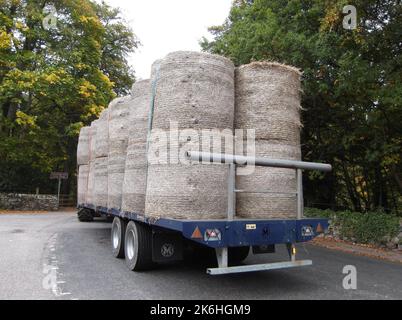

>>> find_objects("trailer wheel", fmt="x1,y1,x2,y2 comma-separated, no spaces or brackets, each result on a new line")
229,246,250,265
111,217,126,258
124,221,154,271
77,208,93,222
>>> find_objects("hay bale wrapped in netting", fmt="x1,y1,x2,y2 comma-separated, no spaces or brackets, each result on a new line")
235,62,302,142
128,79,152,143
235,61,303,220
77,127,90,165
89,120,99,161
83,120,99,206
108,96,131,141
236,140,301,220
77,165,89,205
121,80,151,214
146,163,229,220
108,151,127,210
94,157,108,208
145,128,234,219
85,161,95,205
108,96,132,210
151,51,235,130
95,109,109,158
145,51,235,219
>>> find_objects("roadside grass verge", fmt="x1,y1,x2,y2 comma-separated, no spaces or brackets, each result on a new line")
305,208,400,247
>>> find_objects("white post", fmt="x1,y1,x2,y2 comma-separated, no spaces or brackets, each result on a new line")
227,163,236,221
296,169,303,220
57,178,61,207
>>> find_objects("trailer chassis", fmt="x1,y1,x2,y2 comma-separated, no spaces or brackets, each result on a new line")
78,151,332,275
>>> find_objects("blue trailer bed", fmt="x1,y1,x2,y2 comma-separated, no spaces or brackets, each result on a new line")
78,151,331,275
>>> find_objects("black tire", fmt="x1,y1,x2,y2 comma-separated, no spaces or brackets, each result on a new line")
77,209,94,222
111,217,126,258
124,221,154,271
229,246,250,265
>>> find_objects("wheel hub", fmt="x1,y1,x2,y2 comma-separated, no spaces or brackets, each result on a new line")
126,230,135,260
112,223,120,249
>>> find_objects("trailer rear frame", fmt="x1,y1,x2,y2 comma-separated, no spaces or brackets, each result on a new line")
78,151,332,275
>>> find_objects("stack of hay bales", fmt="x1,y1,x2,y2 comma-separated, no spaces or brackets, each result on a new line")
77,165,89,206
144,51,235,220
77,51,304,222
77,126,91,165
235,62,302,219
108,96,132,210
77,126,91,206
121,80,152,214
94,109,109,209
96,109,110,157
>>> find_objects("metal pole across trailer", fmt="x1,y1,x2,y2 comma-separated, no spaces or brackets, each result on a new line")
186,151,332,172
186,151,332,275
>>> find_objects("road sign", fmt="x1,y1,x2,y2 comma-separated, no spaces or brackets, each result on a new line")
50,172,68,207
50,172,69,180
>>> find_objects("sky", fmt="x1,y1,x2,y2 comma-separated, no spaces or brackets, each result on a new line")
96,0,233,80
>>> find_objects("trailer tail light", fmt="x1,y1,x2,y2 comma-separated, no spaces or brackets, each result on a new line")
316,223,324,234
204,229,221,241
301,225,314,237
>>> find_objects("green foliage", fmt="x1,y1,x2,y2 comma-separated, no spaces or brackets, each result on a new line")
304,208,400,245
0,0,138,194
202,0,402,213
304,207,333,219
94,1,139,96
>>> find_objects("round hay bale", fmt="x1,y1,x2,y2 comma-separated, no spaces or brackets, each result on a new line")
95,109,109,158
85,161,95,205
151,51,235,130
122,166,147,214
236,194,297,220
108,151,126,210
129,79,151,143
89,120,99,161
77,165,89,206
234,61,302,220
236,141,301,220
77,126,91,165
235,62,302,142
108,96,131,141
94,157,108,208
122,80,152,214
107,96,133,210
145,51,235,220
145,163,229,220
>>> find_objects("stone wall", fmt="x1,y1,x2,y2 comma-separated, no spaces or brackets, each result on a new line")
0,193,59,211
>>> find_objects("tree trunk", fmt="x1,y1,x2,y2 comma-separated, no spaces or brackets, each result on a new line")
341,162,362,212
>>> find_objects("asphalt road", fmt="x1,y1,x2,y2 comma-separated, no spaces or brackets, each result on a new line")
0,211,401,300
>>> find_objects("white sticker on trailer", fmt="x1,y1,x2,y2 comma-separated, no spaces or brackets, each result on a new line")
246,224,257,230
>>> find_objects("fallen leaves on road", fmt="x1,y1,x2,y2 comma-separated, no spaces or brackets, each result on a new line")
311,236,402,264
0,208,77,214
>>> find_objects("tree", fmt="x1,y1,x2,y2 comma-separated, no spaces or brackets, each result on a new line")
0,0,138,195
94,1,139,96
202,0,402,213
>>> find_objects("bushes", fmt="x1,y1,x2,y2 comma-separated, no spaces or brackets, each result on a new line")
304,208,400,246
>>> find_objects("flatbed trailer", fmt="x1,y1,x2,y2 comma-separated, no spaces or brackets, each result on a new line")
77,151,332,275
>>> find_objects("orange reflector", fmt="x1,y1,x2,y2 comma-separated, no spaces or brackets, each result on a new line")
191,227,203,239
292,247,297,255
316,223,324,233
